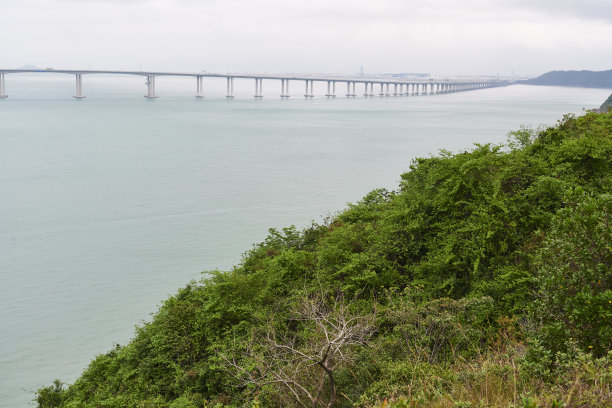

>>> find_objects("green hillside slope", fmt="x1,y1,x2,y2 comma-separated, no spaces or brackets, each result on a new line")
37,112,612,408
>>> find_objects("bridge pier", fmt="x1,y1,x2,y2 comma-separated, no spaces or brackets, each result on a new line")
304,80,314,98
254,78,263,98
0,73,7,98
280,79,290,98
145,75,158,98
226,77,234,98
345,81,356,97
195,75,204,98
72,73,85,99
325,80,336,97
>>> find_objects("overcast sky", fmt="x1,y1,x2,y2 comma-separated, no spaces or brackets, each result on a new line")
2,0,611,76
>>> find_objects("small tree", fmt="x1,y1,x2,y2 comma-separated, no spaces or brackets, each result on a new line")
530,193,612,358
225,292,376,408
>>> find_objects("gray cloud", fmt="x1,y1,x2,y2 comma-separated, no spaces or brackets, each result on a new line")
2,0,611,75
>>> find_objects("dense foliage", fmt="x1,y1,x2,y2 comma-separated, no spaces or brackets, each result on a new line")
37,112,612,408
520,69,612,88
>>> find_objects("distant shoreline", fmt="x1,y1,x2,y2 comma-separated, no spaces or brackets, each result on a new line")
519,69,612,89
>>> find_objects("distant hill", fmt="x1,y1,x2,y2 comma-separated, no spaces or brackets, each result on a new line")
520,69,612,88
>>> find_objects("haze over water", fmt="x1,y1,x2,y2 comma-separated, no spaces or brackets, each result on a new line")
0,76,608,406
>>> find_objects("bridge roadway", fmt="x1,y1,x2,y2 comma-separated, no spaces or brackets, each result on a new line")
0,68,509,99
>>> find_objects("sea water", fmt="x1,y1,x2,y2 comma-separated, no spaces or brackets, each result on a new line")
0,75,609,407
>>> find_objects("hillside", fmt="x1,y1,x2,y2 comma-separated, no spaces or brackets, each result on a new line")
37,112,612,408
520,69,612,88
602,93,612,112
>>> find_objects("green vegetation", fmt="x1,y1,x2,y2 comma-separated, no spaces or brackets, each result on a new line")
37,112,612,408
520,69,612,88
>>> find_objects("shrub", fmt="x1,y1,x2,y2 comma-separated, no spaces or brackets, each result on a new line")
529,193,612,358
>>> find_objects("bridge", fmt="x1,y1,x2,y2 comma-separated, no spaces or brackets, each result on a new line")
0,68,509,99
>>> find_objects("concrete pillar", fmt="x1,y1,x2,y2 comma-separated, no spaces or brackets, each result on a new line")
195,76,204,98
304,80,314,98
346,81,356,97
226,77,235,98
325,80,335,97
379,83,384,96
0,73,6,98
73,73,85,99
281,79,290,98
255,78,263,98
393,83,398,96
145,75,158,98
225,77,234,99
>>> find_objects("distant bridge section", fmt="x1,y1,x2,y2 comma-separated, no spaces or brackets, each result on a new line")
0,68,510,99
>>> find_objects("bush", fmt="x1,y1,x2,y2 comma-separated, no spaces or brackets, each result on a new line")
529,193,612,358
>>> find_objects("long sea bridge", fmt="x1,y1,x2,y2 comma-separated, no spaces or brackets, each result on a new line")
0,68,509,99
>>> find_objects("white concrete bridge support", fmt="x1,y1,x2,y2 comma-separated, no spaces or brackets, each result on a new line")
1,73,8,98
226,77,234,98
145,75,158,98
325,81,336,97
304,80,314,98
280,79,290,98
254,78,263,98
73,73,85,99
195,76,204,98
366,82,374,97
346,81,356,97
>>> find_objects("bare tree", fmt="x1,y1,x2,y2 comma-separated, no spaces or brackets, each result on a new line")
225,293,376,408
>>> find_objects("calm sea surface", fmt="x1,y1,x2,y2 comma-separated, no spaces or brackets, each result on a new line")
0,75,609,406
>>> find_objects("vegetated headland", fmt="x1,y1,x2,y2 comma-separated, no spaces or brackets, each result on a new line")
37,111,611,408
519,69,612,88
601,93,612,112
